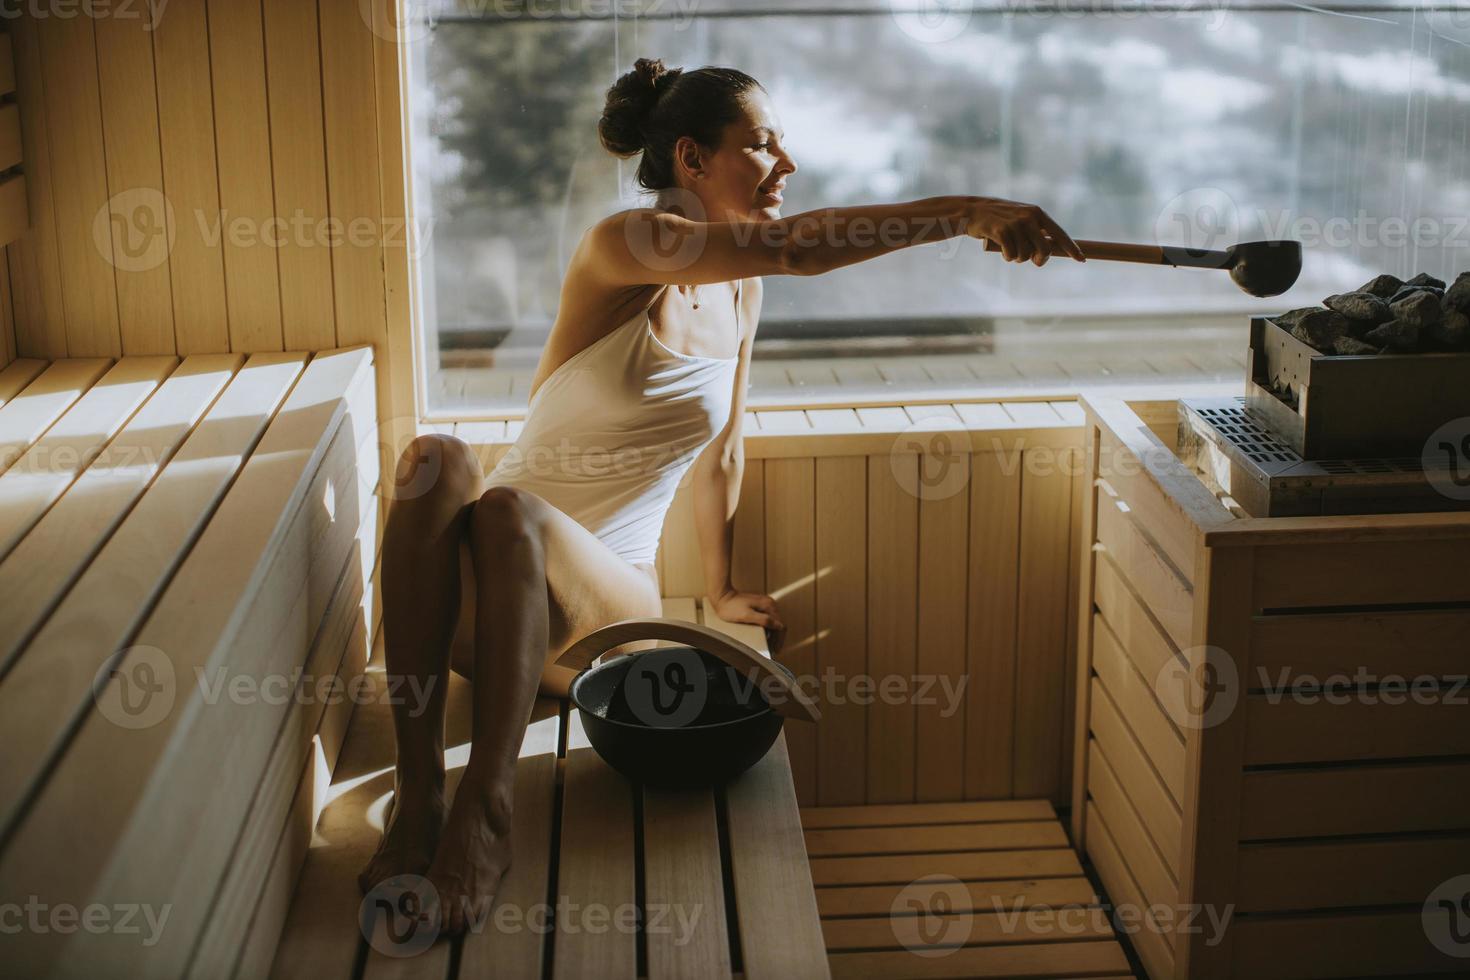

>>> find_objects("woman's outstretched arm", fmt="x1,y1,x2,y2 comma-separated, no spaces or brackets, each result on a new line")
584,194,1086,289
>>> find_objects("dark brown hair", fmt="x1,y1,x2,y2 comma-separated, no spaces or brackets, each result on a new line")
599,57,763,191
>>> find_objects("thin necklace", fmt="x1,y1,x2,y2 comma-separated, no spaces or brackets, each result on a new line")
691,284,701,310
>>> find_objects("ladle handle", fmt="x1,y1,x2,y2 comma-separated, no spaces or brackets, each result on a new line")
554,616,819,723
983,238,1230,269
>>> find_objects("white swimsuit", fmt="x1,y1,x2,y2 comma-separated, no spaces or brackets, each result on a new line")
482,281,742,567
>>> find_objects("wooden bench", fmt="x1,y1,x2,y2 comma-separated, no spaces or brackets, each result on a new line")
0,346,381,977
801,800,1139,979
269,596,831,979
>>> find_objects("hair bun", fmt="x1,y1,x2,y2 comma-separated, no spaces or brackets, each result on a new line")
599,57,682,157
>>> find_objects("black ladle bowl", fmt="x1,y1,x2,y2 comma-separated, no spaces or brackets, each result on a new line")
570,645,791,788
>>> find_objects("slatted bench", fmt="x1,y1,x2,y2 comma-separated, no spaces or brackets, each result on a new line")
0,346,381,978
269,596,831,979
801,800,1139,979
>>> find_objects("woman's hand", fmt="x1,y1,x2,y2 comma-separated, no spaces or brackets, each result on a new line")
708,588,787,657
964,197,1087,267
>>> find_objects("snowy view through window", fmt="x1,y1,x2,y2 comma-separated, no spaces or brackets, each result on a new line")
405,1,1470,415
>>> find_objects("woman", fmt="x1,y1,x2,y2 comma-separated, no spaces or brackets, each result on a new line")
360,57,1084,934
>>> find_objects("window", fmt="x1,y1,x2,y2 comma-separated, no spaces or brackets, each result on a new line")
406,0,1470,417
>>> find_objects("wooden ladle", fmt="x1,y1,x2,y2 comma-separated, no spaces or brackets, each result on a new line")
555,616,819,723
985,237,1303,298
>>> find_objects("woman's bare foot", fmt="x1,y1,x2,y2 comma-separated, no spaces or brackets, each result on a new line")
424,771,514,937
358,776,447,894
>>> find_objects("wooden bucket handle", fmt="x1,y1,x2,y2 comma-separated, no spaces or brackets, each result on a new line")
554,616,819,723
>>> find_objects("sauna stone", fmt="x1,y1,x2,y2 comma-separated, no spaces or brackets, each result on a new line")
1364,318,1419,351
1324,291,1392,328
1405,271,1447,290
1389,290,1442,331
1357,273,1403,299
1445,271,1470,314
1390,284,1442,304
1290,309,1350,351
1332,335,1379,356
1430,308,1470,350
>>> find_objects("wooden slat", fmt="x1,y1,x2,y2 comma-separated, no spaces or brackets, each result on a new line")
1082,805,1175,980
36,10,121,356
0,173,27,254
809,848,1082,887
765,456,817,802
815,456,866,805
1085,741,1178,914
553,710,637,978
866,453,917,803
1094,486,1192,649
725,734,831,980
1253,538,1470,608
153,0,230,352
1232,910,1465,978
805,821,1068,857
801,800,1055,830
657,477,703,597
965,451,1021,798
1087,679,1181,876
0,358,111,479
731,456,765,598
0,31,14,95
1250,609,1470,684
458,706,561,978
1090,615,1186,804
7,15,65,356
209,0,284,350
0,356,175,563
0,103,22,171
1244,695,1470,765
643,787,731,978
1239,761,1470,839
263,0,337,351
0,354,301,833
814,875,1098,918
1013,446,1072,801
0,357,47,405
1,349,369,978
1238,834,1470,912
1069,425,1100,848
822,905,1114,953
827,938,1130,979
916,449,968,801
94,10,175,354
1002,401,1062,425
1091,554,1185,710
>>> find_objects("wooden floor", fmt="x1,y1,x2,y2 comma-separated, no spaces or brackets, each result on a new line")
802,801,1139,980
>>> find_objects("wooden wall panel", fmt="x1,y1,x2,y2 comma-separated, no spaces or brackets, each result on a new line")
765,458,816,803
35,9,119,355
865,453,918,803
208,0,283,352
814,455,866,805
965,451,1021,798
94,6,174,355
915,451,968,801
263,0,336,352
152,0,230,353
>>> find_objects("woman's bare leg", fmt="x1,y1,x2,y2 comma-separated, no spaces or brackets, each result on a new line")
426,483,662,935
357,434,483,892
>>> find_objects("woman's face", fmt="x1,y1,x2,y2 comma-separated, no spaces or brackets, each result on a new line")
686,87,798,223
